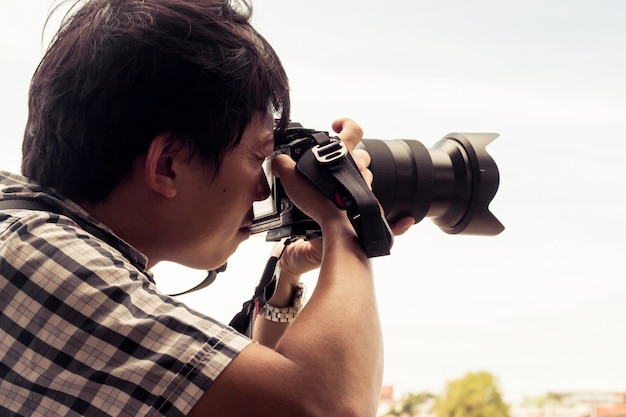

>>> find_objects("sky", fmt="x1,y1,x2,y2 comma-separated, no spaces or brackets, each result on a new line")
1,0,625,403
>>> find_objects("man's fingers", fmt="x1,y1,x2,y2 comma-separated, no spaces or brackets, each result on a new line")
332,118,363,150
352,149,371,171
390,217,415,236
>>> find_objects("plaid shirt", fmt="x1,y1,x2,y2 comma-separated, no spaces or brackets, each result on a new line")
0,171,252,416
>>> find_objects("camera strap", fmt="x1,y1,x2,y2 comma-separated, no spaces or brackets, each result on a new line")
295,132,393,257
228,238,295,336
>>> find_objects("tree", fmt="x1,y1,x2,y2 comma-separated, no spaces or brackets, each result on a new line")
432,371,510,417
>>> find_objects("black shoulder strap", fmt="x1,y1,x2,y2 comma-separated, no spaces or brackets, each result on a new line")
0,196,148,272
0,198,53,212
0,197,130,259
0,197,220,296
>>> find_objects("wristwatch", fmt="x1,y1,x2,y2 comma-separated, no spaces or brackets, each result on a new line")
260,282,305,323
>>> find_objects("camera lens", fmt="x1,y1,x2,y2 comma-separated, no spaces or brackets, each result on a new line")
361,133,504,235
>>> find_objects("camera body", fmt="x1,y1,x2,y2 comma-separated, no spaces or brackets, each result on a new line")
250,122,504,257
249,125,329,239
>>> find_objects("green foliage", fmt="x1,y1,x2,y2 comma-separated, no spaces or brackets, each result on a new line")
432,371,510,417
383,392,436,416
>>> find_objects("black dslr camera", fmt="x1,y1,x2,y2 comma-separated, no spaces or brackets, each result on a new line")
249,122,504,257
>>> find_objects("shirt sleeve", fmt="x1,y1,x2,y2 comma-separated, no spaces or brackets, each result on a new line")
0,211,253,417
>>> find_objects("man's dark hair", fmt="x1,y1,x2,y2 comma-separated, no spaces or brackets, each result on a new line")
22,0,290,203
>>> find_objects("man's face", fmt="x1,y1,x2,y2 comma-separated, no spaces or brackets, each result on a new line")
171,112,274,269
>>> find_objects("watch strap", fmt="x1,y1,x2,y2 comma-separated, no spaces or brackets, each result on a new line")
260,282,305,323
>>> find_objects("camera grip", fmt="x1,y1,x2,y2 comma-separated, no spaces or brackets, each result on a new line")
296,135,393,257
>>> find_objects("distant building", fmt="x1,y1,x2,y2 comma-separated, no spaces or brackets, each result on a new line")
378,385,400,416
512,391,626,417
380,387,625,417
377,386,436,417
596,404,626,417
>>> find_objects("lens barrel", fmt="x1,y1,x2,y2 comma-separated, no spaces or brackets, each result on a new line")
361,133,504,235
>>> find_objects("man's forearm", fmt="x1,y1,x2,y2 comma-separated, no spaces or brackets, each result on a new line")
272,222,383,414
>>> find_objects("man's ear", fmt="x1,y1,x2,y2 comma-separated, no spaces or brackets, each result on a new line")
144,133,179,198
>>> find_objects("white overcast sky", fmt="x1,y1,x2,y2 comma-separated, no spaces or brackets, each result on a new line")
1,0,625,402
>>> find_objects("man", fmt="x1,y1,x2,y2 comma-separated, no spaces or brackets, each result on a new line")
0,0,412,416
